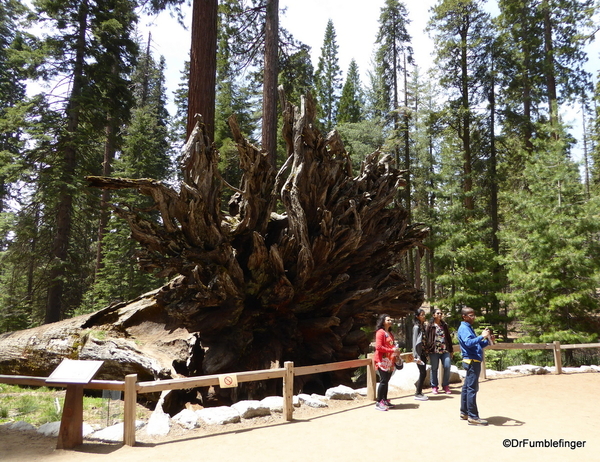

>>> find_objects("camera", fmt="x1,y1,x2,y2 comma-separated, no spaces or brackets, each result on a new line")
485,327,495,345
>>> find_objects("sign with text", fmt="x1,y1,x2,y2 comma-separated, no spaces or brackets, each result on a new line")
218,373,238,388
46,359,104,385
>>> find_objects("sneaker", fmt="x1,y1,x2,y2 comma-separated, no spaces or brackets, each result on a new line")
375,401,388,411
443,386,451,394
383,399,395,408
460,413,468,420
468,417,488,426
432,387,439,395
414,394,429,401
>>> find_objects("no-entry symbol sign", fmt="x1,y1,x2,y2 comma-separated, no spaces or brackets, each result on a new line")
219,373,238,388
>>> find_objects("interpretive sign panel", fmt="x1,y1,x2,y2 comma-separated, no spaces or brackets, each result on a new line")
46,359,104,385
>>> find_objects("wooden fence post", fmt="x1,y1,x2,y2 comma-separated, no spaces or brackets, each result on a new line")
366,354,376,401
553,341,563,375
123,374,137,446
283,361,294,421
56,384,84,449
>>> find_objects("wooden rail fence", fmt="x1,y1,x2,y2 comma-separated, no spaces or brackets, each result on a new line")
0,357,375,448
1,341,599,449
449,341,600,379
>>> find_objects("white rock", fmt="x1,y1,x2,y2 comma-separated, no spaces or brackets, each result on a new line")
390,362,461,390
561,367,587,373
196,406,241,425
89,421,145,442
389,362,427,390
506,364,547,375
8,421,36,432
293,395,301,407
231,400,271,419
37,421,61,437
146,403,171,436
297,393,328,408
172,409,199,429
82,423,95,437
259,396,284,413
310,393,327,401
325,385,356,400
485,369,518,377
355,387,368,396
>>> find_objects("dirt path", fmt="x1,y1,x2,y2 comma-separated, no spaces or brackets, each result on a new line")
2,372,598,462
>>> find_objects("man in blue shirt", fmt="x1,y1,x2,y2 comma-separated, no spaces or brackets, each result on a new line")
458,306,493,426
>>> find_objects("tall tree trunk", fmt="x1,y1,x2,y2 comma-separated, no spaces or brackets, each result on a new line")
141,32,152,106
187,0,218,140
460,29,473,212
95,113,117,279
581,98,591,199
45,0,88,324
262,0,279,167
403,52,411,220
542,0,559,136
489,51,501,319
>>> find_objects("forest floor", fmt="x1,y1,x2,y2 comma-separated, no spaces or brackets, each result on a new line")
1,372,598,462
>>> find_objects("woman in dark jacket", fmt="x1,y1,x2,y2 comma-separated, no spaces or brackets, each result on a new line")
426,308,453,394
412,308,428,401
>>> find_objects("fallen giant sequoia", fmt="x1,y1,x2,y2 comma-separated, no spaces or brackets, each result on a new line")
0,94,428,401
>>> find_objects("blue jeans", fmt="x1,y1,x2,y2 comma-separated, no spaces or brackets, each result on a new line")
429,352,451,388
460,361,481,419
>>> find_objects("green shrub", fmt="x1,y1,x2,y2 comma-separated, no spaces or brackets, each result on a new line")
16,395,39,415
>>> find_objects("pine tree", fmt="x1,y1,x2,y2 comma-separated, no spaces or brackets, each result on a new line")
29,0,138,322
279,44,314,108
0,0,30,213
338,59,364,124
428,0,492,212
499,126,600,338
496,0,593,151
83,51,173,311
427,0,501,319
372,0,412,124
372,0,413,213
314,19,342,132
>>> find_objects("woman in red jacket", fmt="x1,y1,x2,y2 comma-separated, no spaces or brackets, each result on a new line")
373,313,400,411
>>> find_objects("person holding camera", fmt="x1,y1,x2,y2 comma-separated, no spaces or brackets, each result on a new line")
426,309,453,394
412,308,429,401
458,306,494,425
373,314,401,411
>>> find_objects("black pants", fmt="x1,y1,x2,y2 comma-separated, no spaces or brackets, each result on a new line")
377,369,393,402
415,362,427,395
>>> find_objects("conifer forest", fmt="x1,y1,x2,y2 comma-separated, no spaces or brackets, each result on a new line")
1,0,599,354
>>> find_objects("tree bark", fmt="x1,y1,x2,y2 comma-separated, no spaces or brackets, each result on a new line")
46,0,88,324
262,0,279,167
187,0,218,140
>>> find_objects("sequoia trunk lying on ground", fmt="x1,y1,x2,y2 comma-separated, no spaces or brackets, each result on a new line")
0,92,428,404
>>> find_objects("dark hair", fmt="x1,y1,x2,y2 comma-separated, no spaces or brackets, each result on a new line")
413,308,426,325
428,308,444,325
461,306,475,317
376,313,391,331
